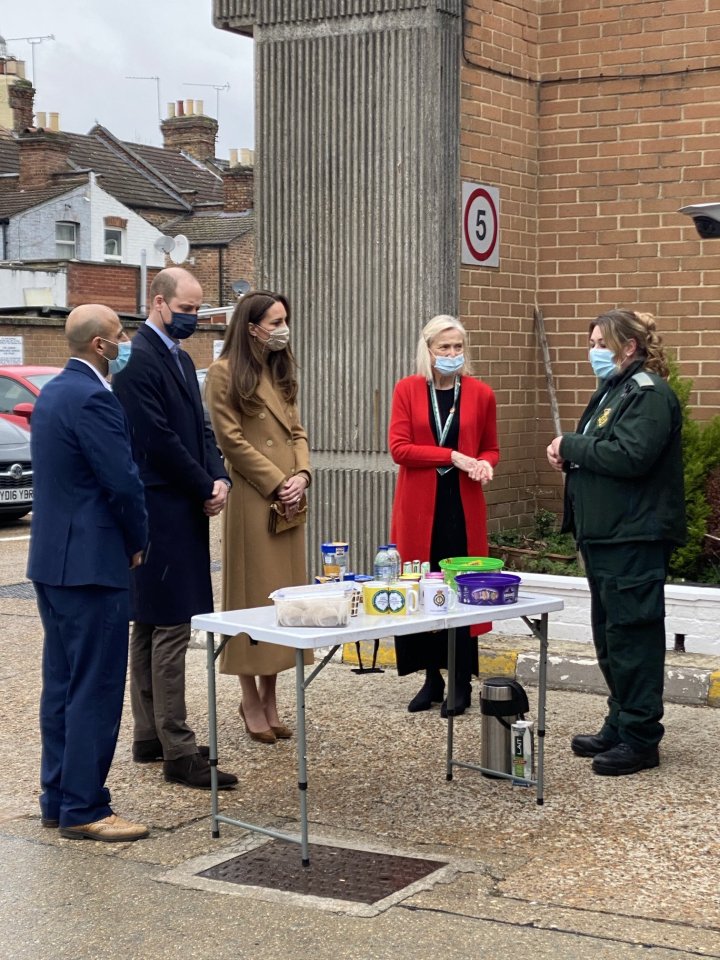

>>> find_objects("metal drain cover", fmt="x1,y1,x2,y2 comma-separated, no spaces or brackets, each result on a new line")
198,841,447,904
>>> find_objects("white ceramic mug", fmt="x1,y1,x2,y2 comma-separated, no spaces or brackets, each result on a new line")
420,581,458,614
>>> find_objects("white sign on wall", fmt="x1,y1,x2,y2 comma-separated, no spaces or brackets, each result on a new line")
213,339,224,361
461,182,500,268
0,336,23,365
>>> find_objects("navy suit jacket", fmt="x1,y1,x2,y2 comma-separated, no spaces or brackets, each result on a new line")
112,323,227,623
27,360,148,589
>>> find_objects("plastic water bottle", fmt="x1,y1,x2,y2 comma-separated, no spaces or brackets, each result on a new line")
386,543,401,581
373,545,393,583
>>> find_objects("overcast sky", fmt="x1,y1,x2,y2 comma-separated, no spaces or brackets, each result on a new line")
2,2,255,159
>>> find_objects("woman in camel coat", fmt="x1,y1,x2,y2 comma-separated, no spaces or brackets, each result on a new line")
205,291,312,743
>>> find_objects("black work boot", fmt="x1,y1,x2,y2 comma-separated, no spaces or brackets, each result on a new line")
570,732,618,758
407,669,445,712
592,742,660,776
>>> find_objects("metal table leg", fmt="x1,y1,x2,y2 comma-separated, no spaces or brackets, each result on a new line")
295,647,310,866
206,631,220,837
446,626,456,781
535,612,548,806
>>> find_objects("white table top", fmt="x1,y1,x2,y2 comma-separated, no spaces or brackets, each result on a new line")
191,592,564,650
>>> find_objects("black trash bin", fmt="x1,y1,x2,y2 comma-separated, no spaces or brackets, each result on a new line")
480,677,530,777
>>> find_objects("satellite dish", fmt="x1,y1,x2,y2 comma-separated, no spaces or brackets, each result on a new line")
232,279,251,297
154,235,176,254
169,235,190,264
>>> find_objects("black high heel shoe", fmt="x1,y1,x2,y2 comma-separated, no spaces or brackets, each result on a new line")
407,673,445,712
440,682,472,718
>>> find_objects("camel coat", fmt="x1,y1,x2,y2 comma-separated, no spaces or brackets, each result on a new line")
205,359,312,675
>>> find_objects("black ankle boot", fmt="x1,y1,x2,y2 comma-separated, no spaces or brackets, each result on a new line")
440,680,472,718
407,672,445,712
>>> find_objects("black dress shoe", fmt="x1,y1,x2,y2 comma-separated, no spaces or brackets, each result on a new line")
440,683,472,718
41,817,59,828
592,742,660,777
133,738,210,763
571,732,618,758
163,753,238,790
407,678,445,713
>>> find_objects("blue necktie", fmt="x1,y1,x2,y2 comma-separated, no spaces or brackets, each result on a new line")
170,343,186,381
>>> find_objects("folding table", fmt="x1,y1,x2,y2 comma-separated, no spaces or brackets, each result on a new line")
192,591,564,866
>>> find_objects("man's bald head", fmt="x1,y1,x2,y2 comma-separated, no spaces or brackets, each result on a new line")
149,267,200,305
66,304,121,355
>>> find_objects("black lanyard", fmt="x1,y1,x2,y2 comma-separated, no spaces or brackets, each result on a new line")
430,377,460,476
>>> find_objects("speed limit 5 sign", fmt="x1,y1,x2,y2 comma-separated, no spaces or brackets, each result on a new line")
461,182,500,267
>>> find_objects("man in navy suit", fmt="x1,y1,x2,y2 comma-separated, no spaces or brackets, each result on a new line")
28,304,149,842
113,267,238,790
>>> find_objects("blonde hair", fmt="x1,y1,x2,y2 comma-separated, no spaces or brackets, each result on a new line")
415,315,473,379
590,309,669,379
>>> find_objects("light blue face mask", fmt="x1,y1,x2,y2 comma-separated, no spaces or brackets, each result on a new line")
101,338,132,376
433,353,464,375
589,347,617,380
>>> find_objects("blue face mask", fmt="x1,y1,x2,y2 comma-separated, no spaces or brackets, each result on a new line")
100,338,131,376
589,347,617,380
166,311,198,340
434,354,464,375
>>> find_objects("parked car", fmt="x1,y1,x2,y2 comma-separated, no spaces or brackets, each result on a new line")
0,365,62,430
0,418,33,521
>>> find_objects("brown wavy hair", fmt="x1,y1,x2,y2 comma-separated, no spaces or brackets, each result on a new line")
590,309,669,379
220,290,299,415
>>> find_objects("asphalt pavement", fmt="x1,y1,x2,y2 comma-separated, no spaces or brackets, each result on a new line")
1,517,719,960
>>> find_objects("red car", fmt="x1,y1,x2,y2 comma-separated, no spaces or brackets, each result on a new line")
0,365,63,430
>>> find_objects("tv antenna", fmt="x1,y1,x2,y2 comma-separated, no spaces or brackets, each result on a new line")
5,35,55,88
125,75,161,125
182,81,230,122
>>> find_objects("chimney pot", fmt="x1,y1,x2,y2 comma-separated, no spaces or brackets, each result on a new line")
49,112,59,131
176,100,184,116
196,100,204,116
185,99,193,116
36,111,47,129
229,149,238,167
167,101,176,118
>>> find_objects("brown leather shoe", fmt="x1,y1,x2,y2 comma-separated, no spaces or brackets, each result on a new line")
59,814,149,843
239,702,276,744
270,723,293,740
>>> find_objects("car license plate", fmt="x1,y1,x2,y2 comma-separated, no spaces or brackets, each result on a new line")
0,488,32,503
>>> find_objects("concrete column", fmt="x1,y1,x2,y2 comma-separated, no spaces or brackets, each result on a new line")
214,0,461,574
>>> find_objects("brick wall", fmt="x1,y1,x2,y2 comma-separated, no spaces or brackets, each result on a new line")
188,235,255,307
67,262,160,314
0,316,225,370
461,1,545,531
223,165,254,212
462,0,720,531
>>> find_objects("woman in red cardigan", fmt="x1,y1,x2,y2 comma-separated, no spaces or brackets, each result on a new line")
388,315,499,715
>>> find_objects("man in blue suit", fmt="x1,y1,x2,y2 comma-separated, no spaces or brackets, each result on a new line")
28,304,150,842
113,267,238,790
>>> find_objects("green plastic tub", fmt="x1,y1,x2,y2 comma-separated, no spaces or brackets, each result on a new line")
439,556,504,587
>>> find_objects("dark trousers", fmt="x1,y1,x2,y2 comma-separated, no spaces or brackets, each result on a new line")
580,540,672,750
36,582,129,827
130,621,197,761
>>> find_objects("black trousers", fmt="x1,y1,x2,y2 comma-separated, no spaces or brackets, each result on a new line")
580,540,673,750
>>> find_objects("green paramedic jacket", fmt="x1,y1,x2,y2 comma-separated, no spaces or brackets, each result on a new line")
560,360,686,545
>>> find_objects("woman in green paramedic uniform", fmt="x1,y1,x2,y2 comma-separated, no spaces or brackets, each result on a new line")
547,309,686,777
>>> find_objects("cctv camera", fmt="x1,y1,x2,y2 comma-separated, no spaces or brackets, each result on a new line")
679,203,720,239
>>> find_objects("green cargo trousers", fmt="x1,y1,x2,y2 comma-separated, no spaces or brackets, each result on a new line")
579,540,673,751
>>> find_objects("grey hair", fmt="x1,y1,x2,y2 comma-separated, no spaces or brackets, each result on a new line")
415,314,472,379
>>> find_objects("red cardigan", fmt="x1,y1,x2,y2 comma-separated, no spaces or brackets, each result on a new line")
389,373,500,591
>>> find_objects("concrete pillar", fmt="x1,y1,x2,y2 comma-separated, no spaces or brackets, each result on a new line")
214,0,461,574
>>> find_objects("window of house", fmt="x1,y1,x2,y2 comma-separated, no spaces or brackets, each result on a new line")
55,222,78,259
104,227,123,261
